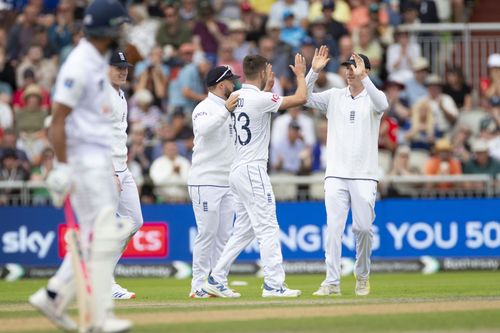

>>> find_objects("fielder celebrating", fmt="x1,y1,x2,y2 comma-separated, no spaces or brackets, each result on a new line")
108,50,144,300
29,1,133,332
205,54,307,298
306,47,389,296
188,66,240,298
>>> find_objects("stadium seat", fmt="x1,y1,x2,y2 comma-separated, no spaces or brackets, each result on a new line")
456,109,488,135
409,149,430,173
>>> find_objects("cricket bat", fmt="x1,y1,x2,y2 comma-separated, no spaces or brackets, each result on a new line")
64,197,92,333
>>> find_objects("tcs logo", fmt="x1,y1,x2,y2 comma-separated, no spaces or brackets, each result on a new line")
58,222,169,258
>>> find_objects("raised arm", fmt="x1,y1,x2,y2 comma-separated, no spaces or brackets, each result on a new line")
304,46,332,113
352,53,389,113
279,53,307,110
193,93,239,136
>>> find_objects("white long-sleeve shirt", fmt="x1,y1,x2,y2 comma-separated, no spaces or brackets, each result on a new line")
109,85,128,172
305,70,389,181
188,92,235,186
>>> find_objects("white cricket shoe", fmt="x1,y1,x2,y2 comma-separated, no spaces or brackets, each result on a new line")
355,278,370,296
98,316,132,333
204,276,241,298
312,284,341,296
29,288,78,332
189,289,213,298
112,283,136,300
262,283,301,298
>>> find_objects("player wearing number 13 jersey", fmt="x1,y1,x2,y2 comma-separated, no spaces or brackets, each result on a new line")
205,54,308,298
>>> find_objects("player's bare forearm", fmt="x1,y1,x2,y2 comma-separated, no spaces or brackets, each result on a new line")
50,103,72,163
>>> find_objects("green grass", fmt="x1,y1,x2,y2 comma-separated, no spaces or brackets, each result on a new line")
2,271,500,332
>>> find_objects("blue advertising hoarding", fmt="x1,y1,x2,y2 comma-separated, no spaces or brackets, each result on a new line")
1,198,499,267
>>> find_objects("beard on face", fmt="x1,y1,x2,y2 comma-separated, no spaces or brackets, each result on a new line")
224,85,233,99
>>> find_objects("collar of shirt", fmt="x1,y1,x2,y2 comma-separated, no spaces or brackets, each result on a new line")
208,92,226,106
345,86,368,100
79,38,108,67
241,83,261,92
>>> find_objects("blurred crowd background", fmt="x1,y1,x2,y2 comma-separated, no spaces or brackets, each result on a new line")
0,0,499,205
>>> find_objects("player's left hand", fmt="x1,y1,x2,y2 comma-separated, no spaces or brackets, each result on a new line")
225,93,240,112
352,53,367,79
46,163,72,208
289,53,306,77
264,63,275,92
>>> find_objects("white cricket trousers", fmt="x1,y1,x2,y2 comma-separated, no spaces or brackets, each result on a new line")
211,163,285,289
48,153,118,305
189,186,234,291
111,168,144,275
322,177,377,286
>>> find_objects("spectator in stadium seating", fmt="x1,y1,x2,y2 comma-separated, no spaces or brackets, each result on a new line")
312,118,328,172
451,124,472,164
192,2,228,65
420,74,459,134
401,1,420,25
129,89,163,140
424,138,463,189
385,77,411,127
389,145,420,176
127,4,161,60
463,139,500,178
443,67,472,110
5,4,41,62
300,36,317,69
217,41,244,79
0,148,30,205
59,23,83,66
16,44,57,92
483,54,500,99
0,128,30,174
320,0,349,42
367,2,393,47
127,124,153,175
179,0,198,24
279,10,307,51
386,30,421,81
269,0,309,28
169,108,194,160
404,99,437,151
347,0,370,32
329,35,354,73
272,105,316,148
353,25,383,81
261,25,293,93
156,4,192,50
47,0,75,57
15,84,47,135
134,46,169,108
413,0,440,23
379,113,399,153
168,58,211,115
213,0,242,21
308,17,339,61
30,146,54,205
404,57,429,106
228,20,257,63
240,1,266,43
150,139,190,202
313,68,346,91
479,96,500,161
271,121,311,174
0,46,16,92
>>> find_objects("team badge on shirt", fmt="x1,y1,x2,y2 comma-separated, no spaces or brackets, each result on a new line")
64,78,74,88
271,94,280,103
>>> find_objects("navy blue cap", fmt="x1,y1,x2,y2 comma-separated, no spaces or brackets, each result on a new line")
206,66,240,87
322,0,335,10
110,50,132,68
342,54,371,70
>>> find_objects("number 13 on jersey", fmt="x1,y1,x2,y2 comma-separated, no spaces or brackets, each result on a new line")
231,98,251,146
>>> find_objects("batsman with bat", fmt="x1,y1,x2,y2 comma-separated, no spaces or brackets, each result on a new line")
29,0,133,332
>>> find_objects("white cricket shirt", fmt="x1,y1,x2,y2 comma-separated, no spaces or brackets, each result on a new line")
188,92,235,186
231,84,282,170
53,38,113,157
305,70,389,181
109,85,128,172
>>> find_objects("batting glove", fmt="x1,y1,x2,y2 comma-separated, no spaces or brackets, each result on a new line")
46,163,72,208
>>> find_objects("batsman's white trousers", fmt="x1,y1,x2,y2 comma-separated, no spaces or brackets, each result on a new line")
189,185,233,291
48,153,118,306
211,163,285,289
322,177,377,286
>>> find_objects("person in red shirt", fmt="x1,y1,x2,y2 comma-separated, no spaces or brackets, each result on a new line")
12,68,50,112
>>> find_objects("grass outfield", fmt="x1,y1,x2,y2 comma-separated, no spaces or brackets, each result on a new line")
1,271,500,332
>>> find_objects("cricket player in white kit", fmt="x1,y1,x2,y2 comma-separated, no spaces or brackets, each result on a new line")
188,66,240,298
205,54,307,298
306,47,389,296
108,50,144,300
29,1,133,332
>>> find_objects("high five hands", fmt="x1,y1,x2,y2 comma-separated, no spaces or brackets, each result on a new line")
311,45,330,73
351,53,368,79
289,53,306,77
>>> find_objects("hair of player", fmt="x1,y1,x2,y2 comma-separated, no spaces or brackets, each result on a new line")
243,55,268,80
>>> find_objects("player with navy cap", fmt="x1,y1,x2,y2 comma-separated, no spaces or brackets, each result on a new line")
188,65,240,298
29,0,133,332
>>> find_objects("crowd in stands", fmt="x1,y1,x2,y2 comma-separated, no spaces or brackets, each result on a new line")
0,0,499,204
